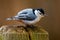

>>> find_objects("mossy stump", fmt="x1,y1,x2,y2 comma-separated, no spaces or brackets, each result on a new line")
0,25,49,40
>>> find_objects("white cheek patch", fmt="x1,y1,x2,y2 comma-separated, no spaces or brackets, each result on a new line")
38,10,41,13
35,10,41,14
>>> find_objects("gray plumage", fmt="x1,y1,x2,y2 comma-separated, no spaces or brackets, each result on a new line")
6,8,45,24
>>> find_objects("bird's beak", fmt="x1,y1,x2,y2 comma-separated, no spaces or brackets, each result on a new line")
41,13,47,17
44,14,48,17
41,15,44,17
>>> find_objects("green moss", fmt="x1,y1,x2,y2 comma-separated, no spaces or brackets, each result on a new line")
28,27,49,40
0,33,3,40
0,25,49,40
2,33,29,40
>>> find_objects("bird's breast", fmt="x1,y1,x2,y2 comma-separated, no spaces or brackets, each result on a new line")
22,16,41,25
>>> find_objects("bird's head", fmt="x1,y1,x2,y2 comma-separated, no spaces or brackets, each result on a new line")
34,8,45,17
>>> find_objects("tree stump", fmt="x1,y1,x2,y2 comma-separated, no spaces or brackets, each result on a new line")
0,25,49,40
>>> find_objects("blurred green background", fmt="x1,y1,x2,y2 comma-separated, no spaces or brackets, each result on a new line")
0,0,60,40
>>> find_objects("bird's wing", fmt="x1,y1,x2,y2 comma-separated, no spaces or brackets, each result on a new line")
15,12,36,21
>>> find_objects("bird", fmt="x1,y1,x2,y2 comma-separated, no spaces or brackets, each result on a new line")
6,8,45,28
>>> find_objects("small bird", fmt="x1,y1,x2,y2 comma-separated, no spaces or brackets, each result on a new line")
6,8,45,27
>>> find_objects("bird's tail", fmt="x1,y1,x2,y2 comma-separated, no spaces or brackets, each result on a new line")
6,17,21,20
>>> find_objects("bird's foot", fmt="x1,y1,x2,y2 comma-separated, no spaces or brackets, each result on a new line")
26,25,36,30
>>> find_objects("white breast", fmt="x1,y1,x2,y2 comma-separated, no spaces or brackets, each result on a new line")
23,13,42,25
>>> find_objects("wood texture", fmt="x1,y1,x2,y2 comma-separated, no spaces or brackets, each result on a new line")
0,25,49,40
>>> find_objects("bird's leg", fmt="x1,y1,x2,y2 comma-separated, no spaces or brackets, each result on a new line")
22,24,36,32
26,24,36,30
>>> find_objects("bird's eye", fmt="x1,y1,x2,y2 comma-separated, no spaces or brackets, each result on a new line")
40,13,42,15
